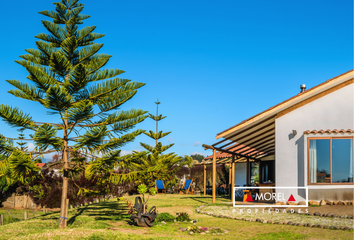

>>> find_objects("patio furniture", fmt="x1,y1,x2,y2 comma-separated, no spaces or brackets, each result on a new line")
129,196,157,227
155,180,166,194
179,179,193,195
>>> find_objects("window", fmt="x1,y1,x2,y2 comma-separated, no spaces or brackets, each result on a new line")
308,137,353,184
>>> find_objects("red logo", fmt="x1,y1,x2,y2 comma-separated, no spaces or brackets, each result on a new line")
288,194,296,202
245,194,253,202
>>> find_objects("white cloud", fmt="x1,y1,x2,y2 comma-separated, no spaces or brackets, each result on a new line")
190,151,206,157
27,142,35,151
120,150,133,156
192,141,201,146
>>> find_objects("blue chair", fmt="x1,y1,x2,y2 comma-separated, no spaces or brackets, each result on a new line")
155,180,166,194
179,179,193,195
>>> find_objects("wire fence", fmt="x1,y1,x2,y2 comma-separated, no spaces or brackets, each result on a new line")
0,208,54,226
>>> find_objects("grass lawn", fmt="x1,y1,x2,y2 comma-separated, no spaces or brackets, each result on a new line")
0,194,353,239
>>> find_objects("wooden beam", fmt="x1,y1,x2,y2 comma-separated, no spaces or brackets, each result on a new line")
231,155,235,202
247,158,250,186
202,144,260,161
212,149,216,203
223,121,275,145
204,165,206,196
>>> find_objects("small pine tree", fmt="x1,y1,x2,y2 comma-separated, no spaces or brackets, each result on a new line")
16,128,28,152
131,100,192,188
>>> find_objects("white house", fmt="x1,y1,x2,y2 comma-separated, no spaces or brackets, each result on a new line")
205,70,353,201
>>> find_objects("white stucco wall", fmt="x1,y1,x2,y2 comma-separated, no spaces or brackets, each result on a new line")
275,83,354,199
234,162,247,186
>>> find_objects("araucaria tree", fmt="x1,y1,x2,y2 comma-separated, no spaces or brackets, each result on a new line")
131,100,192,188
0,0,147,228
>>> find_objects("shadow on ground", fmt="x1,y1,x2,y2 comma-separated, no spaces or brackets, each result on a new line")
67,201,130,225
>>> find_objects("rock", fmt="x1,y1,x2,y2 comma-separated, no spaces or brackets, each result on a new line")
224,230,228,234
287,221,293,225
324,199,332,205
347,201,353,205
313,212,321,216
267,220,273,224
287,202,297,205
295,223,300,226
273,221,279,224
322,213,327,217
161,221,166,225
340,215,347,218
200,232,206,235
333,201,338,205
320,200,326,206
297,201,306,205
256,218,261,222
323,226,329,229
331,226,339,230
179,228,187,232
189,231,194,234
312,224,318,228
319,225,324,228
343,227,350,230
309,200,319,206
278,221,284,225
338,201,346,205
351,201,354,205
262,220,267,223
326,212,334,217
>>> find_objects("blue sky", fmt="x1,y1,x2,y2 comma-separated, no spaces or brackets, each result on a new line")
0,0,352,161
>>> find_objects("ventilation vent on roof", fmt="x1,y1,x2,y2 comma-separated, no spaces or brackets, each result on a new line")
300,84,306,93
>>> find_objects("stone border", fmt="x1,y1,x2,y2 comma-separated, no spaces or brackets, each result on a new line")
195,205,354,231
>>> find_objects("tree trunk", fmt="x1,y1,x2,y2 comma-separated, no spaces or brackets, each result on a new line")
59,112,69,229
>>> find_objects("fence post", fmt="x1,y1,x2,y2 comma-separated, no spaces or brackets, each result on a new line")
24,211,27,220
0,214,3,226
43,206,46,214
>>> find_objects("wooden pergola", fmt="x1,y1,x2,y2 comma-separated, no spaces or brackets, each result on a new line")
201,115,276,203
201,144,268,203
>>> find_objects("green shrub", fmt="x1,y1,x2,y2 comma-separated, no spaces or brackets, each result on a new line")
176,212,190,222
155,212,176,222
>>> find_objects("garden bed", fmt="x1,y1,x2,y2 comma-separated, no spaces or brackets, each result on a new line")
197,205,354,230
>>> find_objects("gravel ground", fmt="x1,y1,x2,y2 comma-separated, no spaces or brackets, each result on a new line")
199,205,354,228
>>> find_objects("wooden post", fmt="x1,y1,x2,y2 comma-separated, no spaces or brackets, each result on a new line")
0,214,3,226
212,149,216,203
24,211,27,220
204,164,207,196
259,161,262,184
246,158,250,186
229,163,232,199
231,156,235,202
43,206,46,214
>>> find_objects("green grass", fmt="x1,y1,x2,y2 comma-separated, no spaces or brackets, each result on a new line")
0,195,352,239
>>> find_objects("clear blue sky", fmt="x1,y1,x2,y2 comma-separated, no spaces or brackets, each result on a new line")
0,0,352,161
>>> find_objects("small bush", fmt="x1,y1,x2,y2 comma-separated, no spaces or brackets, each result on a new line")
176,212,190,222
155,212,176,222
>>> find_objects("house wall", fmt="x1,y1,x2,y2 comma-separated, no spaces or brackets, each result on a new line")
275,83,354,200
234,162,247,187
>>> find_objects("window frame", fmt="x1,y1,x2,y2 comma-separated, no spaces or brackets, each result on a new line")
307,136,354,185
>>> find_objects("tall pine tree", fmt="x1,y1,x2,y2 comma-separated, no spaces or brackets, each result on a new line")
0,0,147,228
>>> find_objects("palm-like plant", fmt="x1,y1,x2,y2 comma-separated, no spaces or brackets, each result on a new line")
0,0,147,228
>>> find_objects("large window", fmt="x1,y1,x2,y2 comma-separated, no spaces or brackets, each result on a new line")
308,137,353,185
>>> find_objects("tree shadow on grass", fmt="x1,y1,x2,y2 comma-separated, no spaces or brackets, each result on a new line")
68,202,129,225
